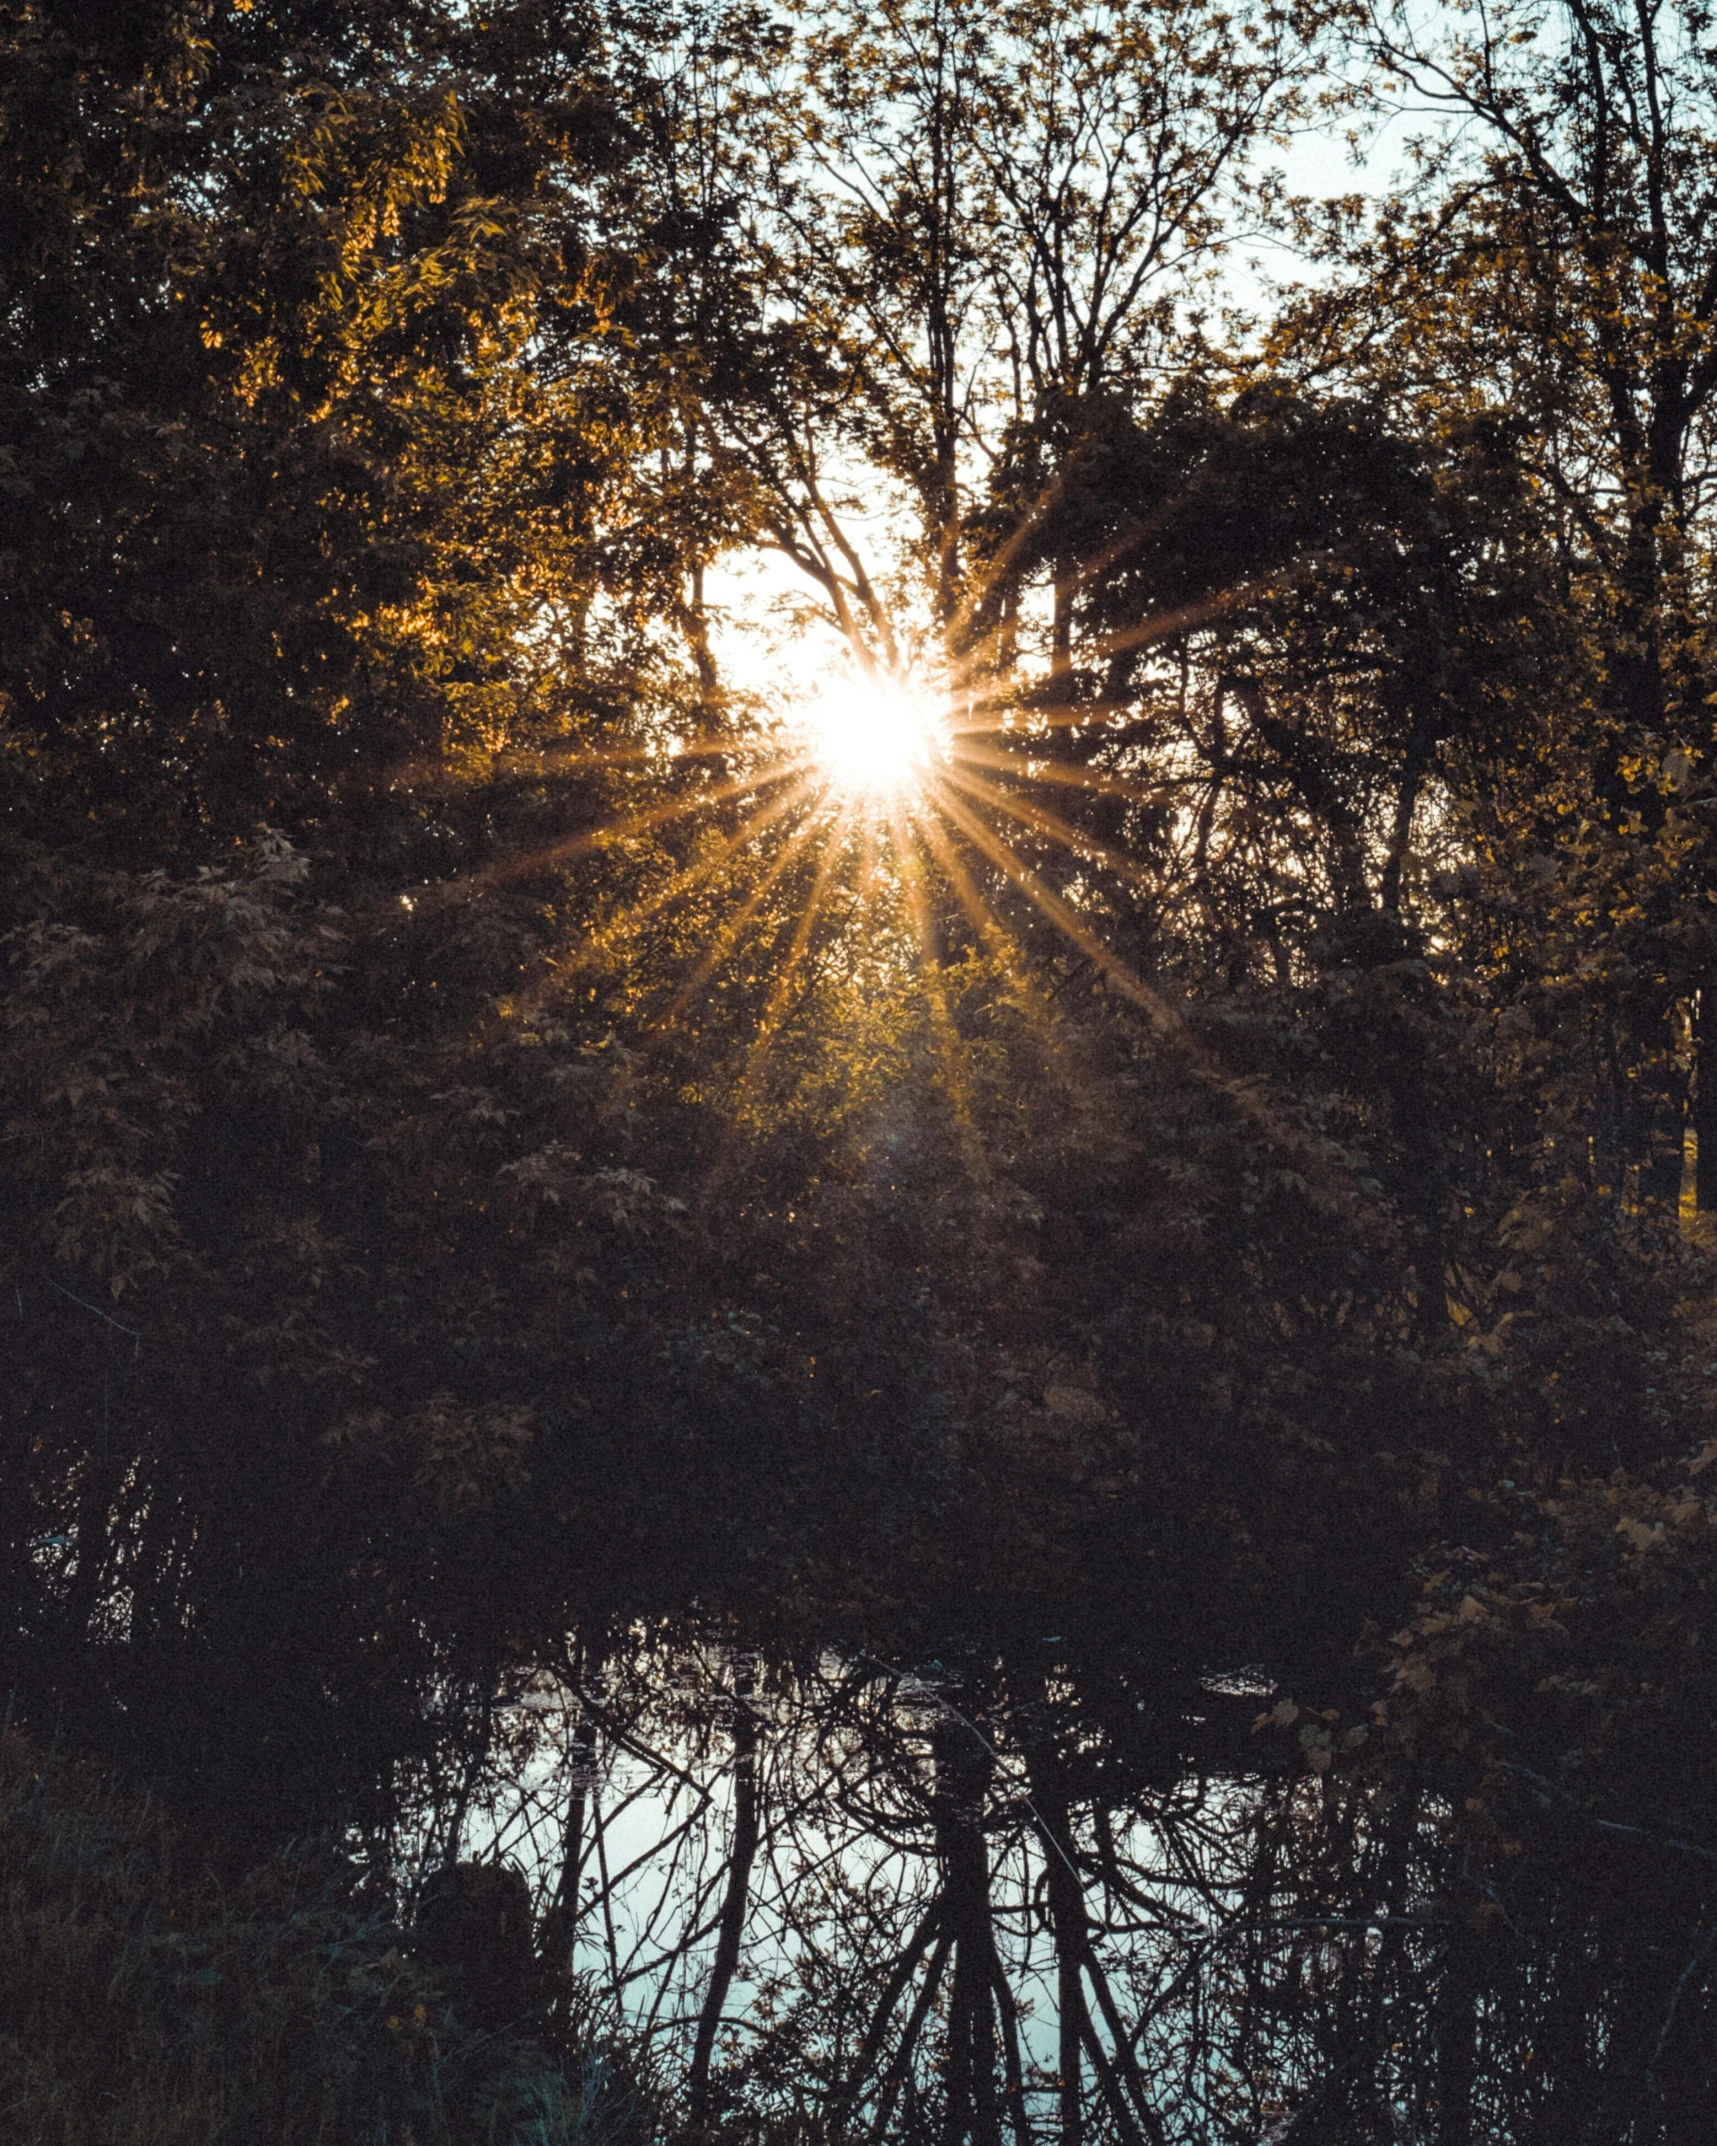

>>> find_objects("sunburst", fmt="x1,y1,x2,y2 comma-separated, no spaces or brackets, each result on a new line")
408,559,1378,1222
636,649,1193,1142
433,640,1185,1089
795,663,949,802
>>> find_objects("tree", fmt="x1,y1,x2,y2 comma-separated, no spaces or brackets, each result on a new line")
1277,0,1717,1203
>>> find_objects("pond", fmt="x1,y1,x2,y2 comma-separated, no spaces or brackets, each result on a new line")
395,1628,1700,2145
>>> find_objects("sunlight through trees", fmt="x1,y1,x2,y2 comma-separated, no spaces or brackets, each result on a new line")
6,2,1717,2140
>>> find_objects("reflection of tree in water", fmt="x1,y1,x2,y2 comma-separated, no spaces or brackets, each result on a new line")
386,1635,1717,2143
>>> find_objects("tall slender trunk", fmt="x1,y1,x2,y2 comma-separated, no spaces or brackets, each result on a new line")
544,1679,600,1998
1020,1734,1085,2146
687,557,719,696
1435,1930,1476,2146
688,1663,760,2129
1050,573,1073,689
539,1702,598,2039
1695,983,1717,1213
681,417,719,704
1380,724,1431,914
932,1718,1002,2146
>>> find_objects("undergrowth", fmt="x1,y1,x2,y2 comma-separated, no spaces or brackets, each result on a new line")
0,1724,655,2145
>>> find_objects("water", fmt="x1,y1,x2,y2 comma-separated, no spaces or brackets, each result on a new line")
397,1630,1623,2144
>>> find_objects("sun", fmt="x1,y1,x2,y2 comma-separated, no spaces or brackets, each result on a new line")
797,665,946,800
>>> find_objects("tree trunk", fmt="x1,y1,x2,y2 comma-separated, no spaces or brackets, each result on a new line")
1695,986,1717,1213
688,1663,761,2131
932,1718,1002,2146
1435,1931,1476,2146
1020,1735,1086,2146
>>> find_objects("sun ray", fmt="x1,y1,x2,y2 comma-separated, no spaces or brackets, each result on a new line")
941,558,1323,739
946,740,1171,816
735,805,855,1063
945,684,1194,741
921,774,1187,1041
921,775,1393,1227
698,806,859,1196
1064,560,1326,677
549,774,823,984
936,761,1162,896
938,455,1228,690
905,799,1024,965
907,798,1095,1089
889,801,988,1183
854,810,883,909
943,467,1068,654
655,804,836,1031
388,727,786,796
947,702,1149,740
458,753,815,893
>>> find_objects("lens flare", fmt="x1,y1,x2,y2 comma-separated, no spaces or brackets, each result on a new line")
799,667,946,799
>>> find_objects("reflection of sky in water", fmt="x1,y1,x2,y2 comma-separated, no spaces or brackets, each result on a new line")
447,1648,1384,2139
